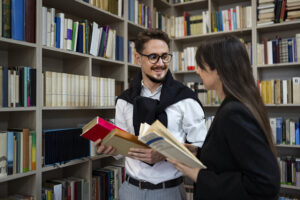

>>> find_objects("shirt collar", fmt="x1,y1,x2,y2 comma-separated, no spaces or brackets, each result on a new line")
141,80,162,98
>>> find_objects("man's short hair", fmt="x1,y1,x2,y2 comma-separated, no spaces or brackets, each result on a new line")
135,29,170,53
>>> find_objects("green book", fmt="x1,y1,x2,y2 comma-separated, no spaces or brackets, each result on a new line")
2,0,11,38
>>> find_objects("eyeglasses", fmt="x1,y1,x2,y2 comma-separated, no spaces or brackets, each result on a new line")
138,52,173,64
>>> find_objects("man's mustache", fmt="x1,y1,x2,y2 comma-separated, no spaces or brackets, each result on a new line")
151,66,167,70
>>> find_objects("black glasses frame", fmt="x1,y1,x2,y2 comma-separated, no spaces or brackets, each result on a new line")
138,52,173,64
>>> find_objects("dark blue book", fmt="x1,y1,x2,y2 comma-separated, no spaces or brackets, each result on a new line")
296,123,300,145
55,16,61,48
287,38,293,62
276,117,283,144
11,0,24,41
76,24,83,53
119,36,124,61
115,35,119,61
2,67,8,107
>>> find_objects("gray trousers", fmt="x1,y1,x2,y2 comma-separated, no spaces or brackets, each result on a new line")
119,180,187,200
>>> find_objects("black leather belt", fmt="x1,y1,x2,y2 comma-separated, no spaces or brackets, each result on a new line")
126,175,183,190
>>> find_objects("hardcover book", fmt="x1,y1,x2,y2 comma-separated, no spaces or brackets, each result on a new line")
81,116,123,142
81,117,206,168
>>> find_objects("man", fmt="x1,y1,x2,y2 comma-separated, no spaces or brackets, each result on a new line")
95,29,207,200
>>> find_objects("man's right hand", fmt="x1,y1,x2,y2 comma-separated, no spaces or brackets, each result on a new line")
94,139,116,155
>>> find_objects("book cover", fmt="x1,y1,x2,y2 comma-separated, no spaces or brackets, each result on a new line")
139,120,206,169
81,116,123,142
11,0,24,41
101,128,148,156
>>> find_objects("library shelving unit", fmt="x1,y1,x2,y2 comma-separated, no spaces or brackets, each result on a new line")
0,0,299,199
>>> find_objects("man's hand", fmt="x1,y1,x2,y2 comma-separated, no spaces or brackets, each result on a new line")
128,148,165,164
167,158,200,182
94,139,116,155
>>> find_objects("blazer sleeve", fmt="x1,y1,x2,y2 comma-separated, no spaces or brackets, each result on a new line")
194,106,280,200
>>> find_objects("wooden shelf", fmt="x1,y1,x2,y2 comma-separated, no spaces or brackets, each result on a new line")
257,20,300,33
0,171,36,184
0,107,36,112
173,0,208,9
42,106,115,110
277,144,300,149
257,62,300,69
173,28,251,43
43,0,124,25
0,37,37,49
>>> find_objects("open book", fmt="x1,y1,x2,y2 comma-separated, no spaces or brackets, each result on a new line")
139,120,206,169
81,116,205,169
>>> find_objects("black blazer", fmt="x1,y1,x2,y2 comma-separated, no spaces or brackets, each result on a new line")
194,97,280,200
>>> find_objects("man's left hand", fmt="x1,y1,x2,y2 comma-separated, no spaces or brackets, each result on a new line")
128,148,165,164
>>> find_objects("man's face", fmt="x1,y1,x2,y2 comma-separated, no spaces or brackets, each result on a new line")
137,39,169,83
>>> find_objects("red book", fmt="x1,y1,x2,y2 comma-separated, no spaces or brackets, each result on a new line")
25,0,36,43
81,116,123,142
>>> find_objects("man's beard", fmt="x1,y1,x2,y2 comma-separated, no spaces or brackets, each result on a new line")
146,66,167,83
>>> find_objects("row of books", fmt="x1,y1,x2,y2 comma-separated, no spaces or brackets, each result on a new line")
211,5,252,32
1,0,36,43
257,78,300,105
43,128,89,166
44,71,89,107
0,129,36,178
128,0,152,29
257,34,300,65
172,47,197,72
90,76,116,107
82,0,123,18
270,117,300,145
172,0,194,3
41,7,124,61
278,156,300,186
153,9,172,37
173,11,209,38
0,66,36,108
92,165,125,200
42,177,89,200
279,195,300,200
258,0,300,26
185,82,222,106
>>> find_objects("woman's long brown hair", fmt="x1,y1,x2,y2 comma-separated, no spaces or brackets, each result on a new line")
195,35,277,157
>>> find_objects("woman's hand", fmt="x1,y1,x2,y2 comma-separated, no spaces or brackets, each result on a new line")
167,158,200,182
184,143,198,156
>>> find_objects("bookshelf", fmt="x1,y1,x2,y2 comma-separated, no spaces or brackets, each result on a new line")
0,0,299,199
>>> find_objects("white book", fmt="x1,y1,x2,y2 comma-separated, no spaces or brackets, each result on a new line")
290,120,296,145
62,73,67,107
51,72,57,107
292,77,300,104
45,71,52,107
75,75,80,106
267,41,273,64
0,131,8,177
67,74,72,106
63,18,68,50
56,72,62,107
282,80,287,104
50,8,56,47
46,9,51,46
100,78,105,107
105,29,114,58
66,18,73,50
236,6,241,29
89,22,99,56
296,34,300,62
42,7,47,46
84,76,88,107
79,75,85,107
118,0,122,17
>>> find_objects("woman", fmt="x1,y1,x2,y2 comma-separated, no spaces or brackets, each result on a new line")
168,36,280,200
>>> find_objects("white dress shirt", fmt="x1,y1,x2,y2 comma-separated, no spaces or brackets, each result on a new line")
115,81,207,184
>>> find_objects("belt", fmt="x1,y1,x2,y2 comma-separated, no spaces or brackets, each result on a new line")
126,175,183,190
